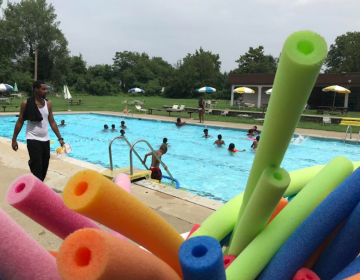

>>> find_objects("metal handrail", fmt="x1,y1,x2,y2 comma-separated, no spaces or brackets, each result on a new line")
344,125,352,143
129,140,174,183
109,136,148,171
357,130,360,146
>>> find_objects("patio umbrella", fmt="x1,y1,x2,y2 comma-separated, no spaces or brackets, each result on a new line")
266,88,272,94
13,83,18,92
128,87,145,93
322,85,351,107
196,86,216,93
47,85,53,91
233,87,255,94
0,83,13,92
64,85,72,111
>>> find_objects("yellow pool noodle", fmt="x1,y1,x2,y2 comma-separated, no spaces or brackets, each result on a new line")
62,170,184,278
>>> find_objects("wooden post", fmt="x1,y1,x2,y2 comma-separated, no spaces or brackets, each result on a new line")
34,45,38,81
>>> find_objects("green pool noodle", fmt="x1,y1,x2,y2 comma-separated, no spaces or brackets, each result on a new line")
225,156,353,280
238,31,328,219
190,162,360,243
228,167,290,256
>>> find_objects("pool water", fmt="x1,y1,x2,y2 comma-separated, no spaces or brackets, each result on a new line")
1,113,359,203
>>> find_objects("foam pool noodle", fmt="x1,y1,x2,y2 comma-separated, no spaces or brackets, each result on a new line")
225,156,353,280
63,169,184,277
6,174,104,240
178,236,225,280
57,228,181,280
333,257,360,280
312,199,360,279
258,165,360,280
344,273,360,280
237,30,327,220
266,197,288,226
228,167,290,256
292,268,320,280
0,207,60,280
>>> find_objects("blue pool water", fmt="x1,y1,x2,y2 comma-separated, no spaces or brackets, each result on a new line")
1,113,359,202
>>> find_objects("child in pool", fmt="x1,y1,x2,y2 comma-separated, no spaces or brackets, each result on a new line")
228,143,245,153
251,136,260,150
214,134,225,147
202,129,213,138
247,129,255,137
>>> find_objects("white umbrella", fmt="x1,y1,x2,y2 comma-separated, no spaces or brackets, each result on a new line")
64,85,72,99
0,83,13,92
128,87,145,93
266,88,272,95
196,86,216,93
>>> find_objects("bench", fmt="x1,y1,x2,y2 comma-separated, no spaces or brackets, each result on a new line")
2,106,19,112
340,118,360,127
68,99,83,105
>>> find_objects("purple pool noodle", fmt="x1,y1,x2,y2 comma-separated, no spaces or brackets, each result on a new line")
7,174,103,240
258,167,360,280
312,201,360,279
179,236,226,280
0,207,60,280
332,257,360,280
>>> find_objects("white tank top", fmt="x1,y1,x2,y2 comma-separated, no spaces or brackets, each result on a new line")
26,100,50,141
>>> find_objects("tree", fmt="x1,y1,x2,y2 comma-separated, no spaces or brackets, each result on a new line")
165,47,223,98
233,46,277,74
3,0,69,83
325,32,360,73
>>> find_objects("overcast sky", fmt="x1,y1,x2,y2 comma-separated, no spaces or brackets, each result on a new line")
2,0,359,72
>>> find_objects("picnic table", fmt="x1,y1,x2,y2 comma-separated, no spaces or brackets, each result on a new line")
317,106,348,115
148,108,198,118
68,99,82,105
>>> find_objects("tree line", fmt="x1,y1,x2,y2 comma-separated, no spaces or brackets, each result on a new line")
1,0,359,98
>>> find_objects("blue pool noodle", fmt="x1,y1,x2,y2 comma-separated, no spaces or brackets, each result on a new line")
332,257,360,280
258,167,360,280
313,201,360,279
178,236,225,280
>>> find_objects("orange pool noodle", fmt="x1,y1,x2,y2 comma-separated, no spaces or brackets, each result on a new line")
63,170,184,277
57,229,181,280
345,273,360,280
48,251,57,258
266,198,288,226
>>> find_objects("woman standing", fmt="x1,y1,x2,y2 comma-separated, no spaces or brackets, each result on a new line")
198,98,205,123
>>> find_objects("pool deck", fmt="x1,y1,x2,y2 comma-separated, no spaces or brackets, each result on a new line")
0,110,348,252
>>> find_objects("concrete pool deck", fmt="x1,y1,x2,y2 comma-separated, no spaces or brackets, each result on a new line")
0,110,349,252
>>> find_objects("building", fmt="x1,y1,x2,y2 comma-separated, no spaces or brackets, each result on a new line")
228,73,360,110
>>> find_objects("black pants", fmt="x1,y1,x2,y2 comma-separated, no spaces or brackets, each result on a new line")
27,140,50,181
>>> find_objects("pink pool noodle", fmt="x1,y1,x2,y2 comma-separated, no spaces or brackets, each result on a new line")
109,173,133,239
292,268,320,280
0,207,60,280
7,174,103,240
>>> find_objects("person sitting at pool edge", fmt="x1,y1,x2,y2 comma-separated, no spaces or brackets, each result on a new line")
58,120,66,127
251,136,260,150
228,143,245,153
120,121,127,129
252,126,259,135
102,124,109,132
176,117,185,127
144,144,168,182
214,134,225,147
247,129,255,137
111,124,117,132
120,129,125,137
202,129,212,138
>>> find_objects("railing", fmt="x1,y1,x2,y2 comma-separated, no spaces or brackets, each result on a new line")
344,125,352,144
129,140,174,183
109,136,148,171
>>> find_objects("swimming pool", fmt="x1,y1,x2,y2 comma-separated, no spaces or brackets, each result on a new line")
1,113,359,202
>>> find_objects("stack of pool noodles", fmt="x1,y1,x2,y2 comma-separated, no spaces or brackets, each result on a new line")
4,30,360,280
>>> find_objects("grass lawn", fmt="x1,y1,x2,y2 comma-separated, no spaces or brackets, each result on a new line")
3,94,360,133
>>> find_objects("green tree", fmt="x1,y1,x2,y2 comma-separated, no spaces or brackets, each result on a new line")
3,0,69,84
233,46,277,74
165,47,223,98
325,32,360,73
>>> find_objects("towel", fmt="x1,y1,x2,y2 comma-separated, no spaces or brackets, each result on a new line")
23,97,43,121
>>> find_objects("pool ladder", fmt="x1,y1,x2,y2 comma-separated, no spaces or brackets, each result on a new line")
108,137,175,183
344,125,360,145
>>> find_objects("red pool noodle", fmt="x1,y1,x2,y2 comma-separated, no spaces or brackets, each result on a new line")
292,268,320,280
186,224,201,240
224,255,236,269
7,174,103,240
0,207,60,280
57,228,181,280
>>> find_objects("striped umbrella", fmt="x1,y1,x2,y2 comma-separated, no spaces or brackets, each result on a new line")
196,86,216,93
322,85,351,107
266,88,272,95
128,87,145,93
233,87,255,94
0,83,13,92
